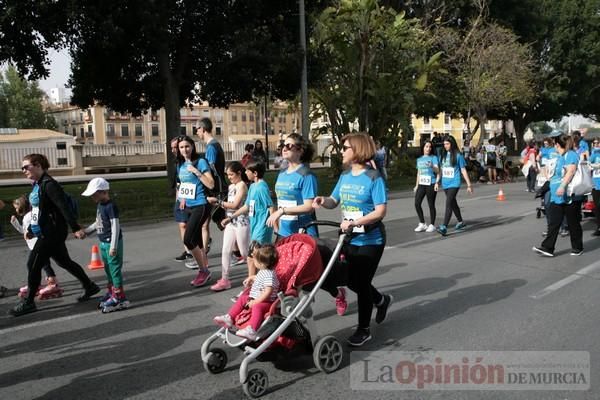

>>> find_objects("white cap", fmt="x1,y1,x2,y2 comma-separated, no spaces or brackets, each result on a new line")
82,177,110,196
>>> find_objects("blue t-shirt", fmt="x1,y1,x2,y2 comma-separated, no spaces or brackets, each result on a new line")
28,184,41,236
440,153,467,189
177,159,210,207
577,140,589,157
550,150,579,204
539,147,558,166
96,200,123,243
590,150,600,190
205,138,218,165
416,155,439,185
331,169,387,246
245,180,273,244
274,165,318,237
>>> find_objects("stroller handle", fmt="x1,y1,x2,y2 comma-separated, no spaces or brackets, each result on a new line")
300,219,383,236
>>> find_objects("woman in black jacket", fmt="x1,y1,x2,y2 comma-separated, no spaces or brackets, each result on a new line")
10,154,99,316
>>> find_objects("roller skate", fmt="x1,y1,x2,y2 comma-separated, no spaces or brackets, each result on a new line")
37,278,63,300
18,284,41,299
101,295,130,313
97,286,114,309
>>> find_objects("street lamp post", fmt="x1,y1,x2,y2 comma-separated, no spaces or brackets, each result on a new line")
299,0,309,140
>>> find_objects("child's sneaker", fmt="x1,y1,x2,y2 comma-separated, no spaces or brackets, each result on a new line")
335,287,347,316
190,269,211,287
185,259,199,269
455,221,467,231
436,224,448,236
414,222,427,232
230,255,246,266
425,224,436,233
37,281,63,300
101,296,130,313
210,279,232,292
236,326,258,341
213,314,233,329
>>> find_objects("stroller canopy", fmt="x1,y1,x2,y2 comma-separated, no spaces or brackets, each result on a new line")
274,234,323,294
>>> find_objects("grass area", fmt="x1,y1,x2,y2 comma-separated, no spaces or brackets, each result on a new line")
0,168,413,239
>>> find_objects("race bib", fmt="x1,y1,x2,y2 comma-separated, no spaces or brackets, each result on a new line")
278,199,298,221
546,159,557,178
178,182,196,200
31,206,40,225
593,169,600,178
418,175,432,186
343,210,365,233
536,175,547,187
442,167,455,179
249,200,255,217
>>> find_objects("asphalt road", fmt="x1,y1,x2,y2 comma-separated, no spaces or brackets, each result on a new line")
0,181,599,400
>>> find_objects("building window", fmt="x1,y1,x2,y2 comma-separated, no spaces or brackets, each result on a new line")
241,125,247,134
106,124,115,137
444,113,451,125
56,142,67,150
108,141,115,145
121,124,129,137
232,125,238,134
80,127,84,138
79,112,83,122
249,111,254,122
72,127,76,136
249,126,254,135
57,157,68,166
215,126,222,136
135,124,143,136
122,141,129,145
136,140,143,144
215,110,223,123
423,117,430,126
231,110,237,122
241,111,247,122
151,124,159,136
87,125,94,138
180,126,187,136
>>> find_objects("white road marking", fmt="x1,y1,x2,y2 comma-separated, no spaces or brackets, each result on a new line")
529,260,600,300
0,290,192,336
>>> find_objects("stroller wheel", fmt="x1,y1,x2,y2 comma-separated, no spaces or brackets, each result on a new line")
313,335,344,374
204,349,227,374
243,369,269,398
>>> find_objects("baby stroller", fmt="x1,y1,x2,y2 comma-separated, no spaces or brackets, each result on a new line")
201,221,348,398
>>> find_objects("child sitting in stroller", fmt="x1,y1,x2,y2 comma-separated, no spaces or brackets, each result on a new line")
213,243,279,341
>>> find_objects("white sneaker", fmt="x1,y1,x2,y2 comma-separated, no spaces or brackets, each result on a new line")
414,223,427,232
425,224,436,233
236,326,258,341
213,314,233,329
185,259,199,269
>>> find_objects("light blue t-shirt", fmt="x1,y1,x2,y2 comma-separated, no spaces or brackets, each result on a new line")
590,150,600,190
177,159,210,207
205,138,218,165
245,180,273,244
440,153,467,189
331,169,387,246
28,184,41,236
275,165,318,237
577,140,589,157
416,155,439,185
539,147,558,166
550,150,578,204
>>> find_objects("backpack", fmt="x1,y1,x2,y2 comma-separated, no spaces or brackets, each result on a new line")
64,192,80,220
204,141,228,198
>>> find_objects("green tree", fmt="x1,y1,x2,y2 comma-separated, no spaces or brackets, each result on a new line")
0,65,55,129
312,0,435,156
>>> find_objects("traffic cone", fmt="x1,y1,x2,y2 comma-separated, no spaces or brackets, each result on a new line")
87,245,104,270
496,188,506,201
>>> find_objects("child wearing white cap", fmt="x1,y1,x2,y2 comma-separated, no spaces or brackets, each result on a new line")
81,177,130,313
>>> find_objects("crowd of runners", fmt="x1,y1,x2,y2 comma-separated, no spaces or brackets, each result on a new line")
3,116,600,347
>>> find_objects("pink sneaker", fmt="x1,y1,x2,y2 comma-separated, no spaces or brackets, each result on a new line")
210,278,232,292
190,269,211,287
213,314,233,329
335,287,347,316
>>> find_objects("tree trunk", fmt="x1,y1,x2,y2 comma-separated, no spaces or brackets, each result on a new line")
513,116,528,152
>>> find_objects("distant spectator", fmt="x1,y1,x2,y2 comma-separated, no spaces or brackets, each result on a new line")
241,143,254,167
373,140,388,181
252,140,267,165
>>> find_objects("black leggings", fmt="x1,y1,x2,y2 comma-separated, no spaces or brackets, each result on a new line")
27,250,55,278
527,168,537,191
593,189,600,229
183,205,211,250
27,234,93,303
346,244,385,329
541,201,583,253
443,187,463,226
415,184,437,224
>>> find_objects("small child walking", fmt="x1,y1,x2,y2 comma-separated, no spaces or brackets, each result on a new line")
213,243,279,341
10,195,63,299
81,177,130,313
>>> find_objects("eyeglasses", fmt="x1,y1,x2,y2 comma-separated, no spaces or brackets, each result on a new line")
283,143,299,151
342,145,352,152
21,164,33,172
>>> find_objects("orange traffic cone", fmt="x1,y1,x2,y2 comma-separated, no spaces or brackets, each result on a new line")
496,188,506,201
87,245,104,270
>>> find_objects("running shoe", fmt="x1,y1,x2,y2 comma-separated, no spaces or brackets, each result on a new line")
185,259,199,269
414,223,427,232
210,278,232,292
532,246,554,257
455,221,467,231
9,301,37,316
190,269,211,287
375,294,393,324
101,296,130,313
592,230,600,237
174,251,193,262
213,314,233,329
347,327,372,347
236,326,258,341
541,231,547,237
335,287,347,316
425,224,436,233
570,249,584,256
436,225,448,236
77,282,100,302
560,229,569,237
231,255,246,266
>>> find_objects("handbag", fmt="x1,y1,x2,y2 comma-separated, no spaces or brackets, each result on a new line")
211,205,227,231
567,161,593,196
